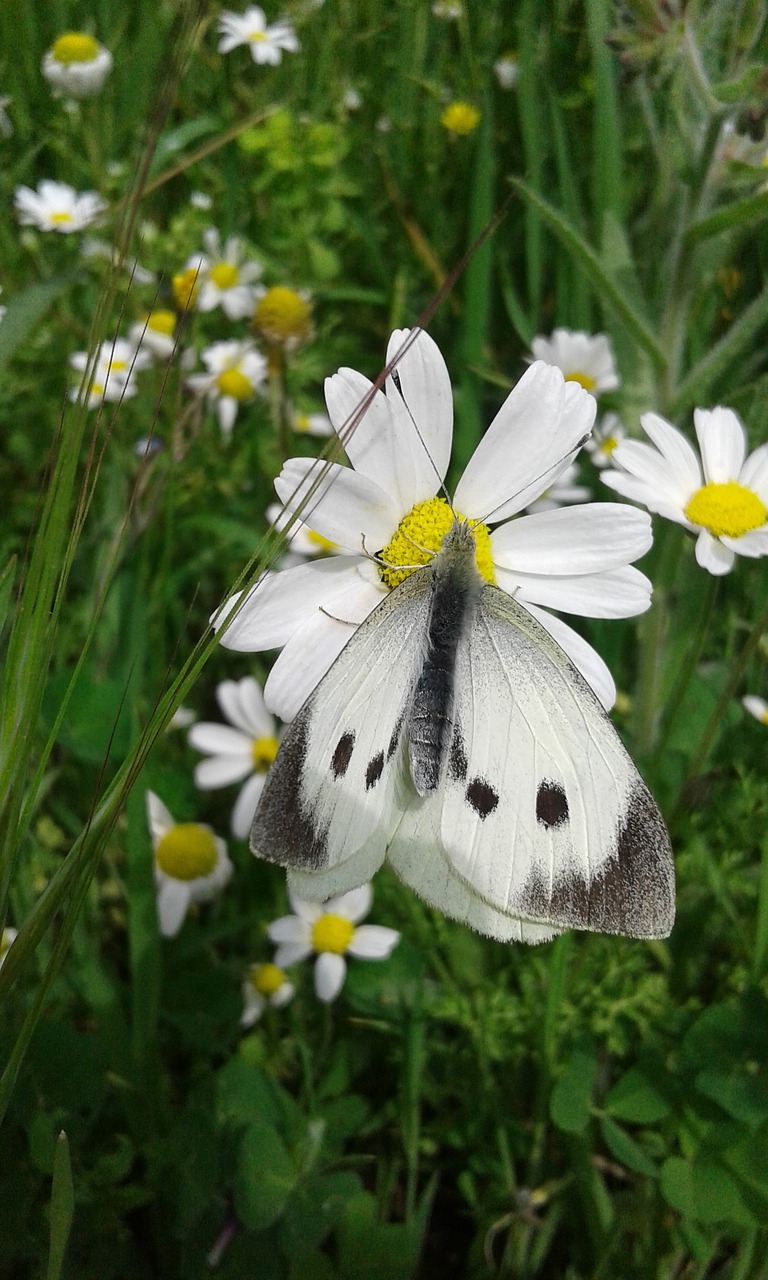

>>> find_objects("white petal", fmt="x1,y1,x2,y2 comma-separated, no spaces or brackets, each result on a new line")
156,879,191,937
523,604,617,709
721,527,768,557
743,695,768,722
231,772,266,839
314,952,347,1002
188,722,253,756
738,443,768,502
454,363,595,521
491,504,652,575
383,328,453,497
600,465,695,526
287,891,322,921
694,408,746,483
146,790,174,843
499,564,652,619
274,458,398,553
217,396,238,437
240,987,265,1027
273,941,313,967
331,882,372,923
640,412,703,492
347,924,400,959
268,915,311,944
193,754,254,789
270,982,295,1008
216,676,271,736
694,529,734,575
215,557,366,651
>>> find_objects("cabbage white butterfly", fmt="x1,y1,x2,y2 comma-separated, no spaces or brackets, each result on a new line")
250,500,674,944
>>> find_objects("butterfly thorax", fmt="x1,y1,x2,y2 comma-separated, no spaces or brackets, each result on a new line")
408,521,485,797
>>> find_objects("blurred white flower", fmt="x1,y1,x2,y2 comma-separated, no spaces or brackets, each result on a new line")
217,6,299,64
190,190,213,210
183,229,264,320
240,962,294,1026
69,337,150,408
494,53,519,90
342,87,362,111
42,32,113,98
292,409,333,437
268,884,399,1003
0,926,18,969
525,461,590,513
15,180,106,233
585,412,625,469
743,695,768,725
529,328,619,394
128,310,177,360
266,502,338,559
432,1,462,17
186,340,268,436
146,791,233,938
188,676,280,838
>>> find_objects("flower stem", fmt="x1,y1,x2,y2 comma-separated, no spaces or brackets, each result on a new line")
650,571,719,770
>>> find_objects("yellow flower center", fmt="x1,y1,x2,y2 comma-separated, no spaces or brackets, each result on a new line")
249,962,285,995
216,367,253,400
683,481,767,539
50,211,73,224
91,381,104,397
252,735,279,770
172,267,199,311
110,358,128,373
155,823,217,880
598,434,618,456
51,32,100,64
253,287,312,345
210,261,239,289
378,498,495,590
564,370,596,391
146,309,175,336
440,101,481,135
294,413,311,432
247,29,266,42
311,913,355,955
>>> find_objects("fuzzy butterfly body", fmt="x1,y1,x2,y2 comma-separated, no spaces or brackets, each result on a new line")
251,519,675,944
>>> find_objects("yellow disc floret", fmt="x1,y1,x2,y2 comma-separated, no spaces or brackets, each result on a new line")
251,735,279,771
155,823,217,880
51,33,100,64
564,370,596,391
252,287,312,346
441,101,481,135
216,368,253,400
146,309,175,336
311,913,355,955
250,962,285,995
684,481,767,539
172,267,199,311
50,211,74,225
378,497,495,590
210,262,239,289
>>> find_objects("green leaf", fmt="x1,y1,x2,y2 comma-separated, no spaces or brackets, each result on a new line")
550,1050,596,1133
335,1191,424,1280
604,1067,671,1124
234,1120,298,1231
0,277,75,372
673,283,768,412
685,192,768,246
696,1070,768,1125
46,1132,74,1280
599,1117,659,1179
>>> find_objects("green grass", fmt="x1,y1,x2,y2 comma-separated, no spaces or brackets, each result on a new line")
2,0,768,1275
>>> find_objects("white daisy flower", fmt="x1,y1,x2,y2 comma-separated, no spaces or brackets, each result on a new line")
146,792,233,938
525,461,590,513
215,330,654,713
128,310,177,360
529,328,619,394
494,53,519,90
268,884,399,1003
69,337,151,408
342,87,362,112
602,407,768,576
217,5,299,64
0,926,18,969
186,340,268,436
432,0,463,17
743,695,768,726
190,190,213,210
183,229,264,320
585,412,625,469
42,32,113,98
14,180,106,233
240,962,294,1026
188,676,280,839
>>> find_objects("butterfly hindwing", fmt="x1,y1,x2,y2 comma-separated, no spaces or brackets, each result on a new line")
436,584,674,938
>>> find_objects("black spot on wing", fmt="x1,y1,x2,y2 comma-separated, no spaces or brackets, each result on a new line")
536,781,569,829
387,713,404,761
517,781,675,939
331,731,355,778
465,777,499,820
366,751,385,790
250,707,329,870
449,725,468,782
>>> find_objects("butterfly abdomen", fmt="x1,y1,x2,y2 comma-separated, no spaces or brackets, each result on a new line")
408,523,484,797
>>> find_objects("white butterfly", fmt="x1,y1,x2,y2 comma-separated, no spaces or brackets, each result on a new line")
250,515,675,945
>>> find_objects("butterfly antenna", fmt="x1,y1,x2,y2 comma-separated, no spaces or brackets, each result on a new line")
474,429,593,528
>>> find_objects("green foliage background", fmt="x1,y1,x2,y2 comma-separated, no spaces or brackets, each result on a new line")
1,0,768,1276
